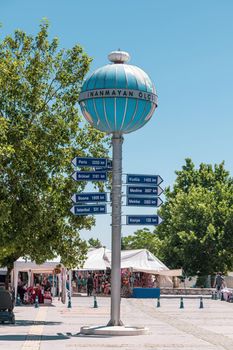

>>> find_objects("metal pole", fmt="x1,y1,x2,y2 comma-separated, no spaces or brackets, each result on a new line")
108,132,123,326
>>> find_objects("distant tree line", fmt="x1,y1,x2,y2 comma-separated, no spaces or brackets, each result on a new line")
122,158,233,280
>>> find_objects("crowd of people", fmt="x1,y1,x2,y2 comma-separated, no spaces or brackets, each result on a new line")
75,272,111,296
74,270,156,297
17,276,52,304
14,270,231,302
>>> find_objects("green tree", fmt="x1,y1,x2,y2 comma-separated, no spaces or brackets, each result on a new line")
157,158,233,277
121,228,162,257
88,238,103,248
0,21,110,287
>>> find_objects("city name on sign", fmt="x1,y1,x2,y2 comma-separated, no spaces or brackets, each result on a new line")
70,204,107,216
72,171,107,182
126,174,163,186
126,215,163,226
72,157,107,168
127,185,163,196
127,197,163,207
71,192,107,203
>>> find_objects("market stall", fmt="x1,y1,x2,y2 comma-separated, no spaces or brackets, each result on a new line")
13,258,69,304
74,248,182,296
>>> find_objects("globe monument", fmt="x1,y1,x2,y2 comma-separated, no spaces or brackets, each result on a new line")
79,50,158,334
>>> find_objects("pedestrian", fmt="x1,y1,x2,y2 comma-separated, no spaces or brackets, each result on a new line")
87,274,94,296
213,272,225,299
81,276,87,293
77,276,82,293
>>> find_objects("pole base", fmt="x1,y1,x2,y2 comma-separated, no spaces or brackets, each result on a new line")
80,325,149,336
107,319,124,326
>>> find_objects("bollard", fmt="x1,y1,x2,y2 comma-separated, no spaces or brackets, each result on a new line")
156,297,160,308
214,292,217,300
67,292,72,308
16,294,21,306
180,297,184,309
35,295,39,308
221,292,224,301
199,296,204,309
93,295,98,308
211,292,214,300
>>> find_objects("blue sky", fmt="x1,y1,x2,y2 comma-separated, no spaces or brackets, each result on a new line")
1,0,233,247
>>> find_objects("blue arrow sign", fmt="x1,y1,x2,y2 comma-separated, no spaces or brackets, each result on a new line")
127,185,163,196
70,204,107,215
127,197,163,207
71,192,107,203
72,171,107,182
126,174,163,185
72,157,107,168
126,215,163,226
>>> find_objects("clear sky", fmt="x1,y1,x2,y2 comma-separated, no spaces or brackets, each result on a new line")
1,0,233,248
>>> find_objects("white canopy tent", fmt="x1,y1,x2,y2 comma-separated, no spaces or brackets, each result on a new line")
77,247,111,271
76,248,182,286
13,257,69,300
120,249,169,274
119,249,182,287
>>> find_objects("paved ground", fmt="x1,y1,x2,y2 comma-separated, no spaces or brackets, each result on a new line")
0,296,233,350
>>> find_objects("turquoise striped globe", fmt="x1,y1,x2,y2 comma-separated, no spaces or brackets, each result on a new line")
78,51,158,134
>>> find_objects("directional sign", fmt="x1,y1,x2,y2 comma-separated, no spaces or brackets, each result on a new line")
70,204,107,215
127,197,163,207
71,192,107,203
72,157,107,168
127,185,163,197
72,171,107,182
126,215,163,226
126,174,163,186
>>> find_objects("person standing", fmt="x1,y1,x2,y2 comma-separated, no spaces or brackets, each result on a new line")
81,276,87,293
213,272,225,299
77,276,82,293
87,274,94,297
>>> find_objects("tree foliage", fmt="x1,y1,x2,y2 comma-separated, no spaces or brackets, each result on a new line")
0,21,110,275
157,158,233,275
121,228,162,257
88,238,103,248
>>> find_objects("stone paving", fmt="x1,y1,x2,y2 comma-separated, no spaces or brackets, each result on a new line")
0,296,232,350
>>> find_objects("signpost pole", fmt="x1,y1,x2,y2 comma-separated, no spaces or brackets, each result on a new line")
108,132,123,326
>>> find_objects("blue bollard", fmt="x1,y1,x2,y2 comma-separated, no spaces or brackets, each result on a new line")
67,292,72,308
156,297,160,308
199,296,204,309
180,297,184,309
35,295,39,308
93,296,98,308
16,294,21,306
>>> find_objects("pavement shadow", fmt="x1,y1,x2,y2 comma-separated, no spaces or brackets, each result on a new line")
74,333,113,339
14,320,62,326
15,304,56,307
57,332,113,339
0,334,69,341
